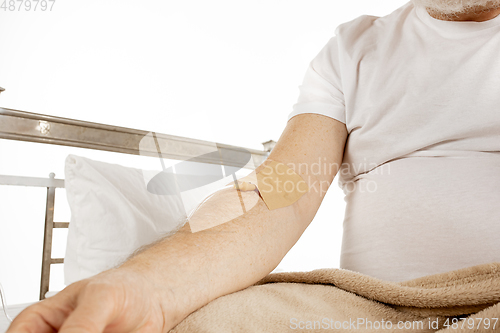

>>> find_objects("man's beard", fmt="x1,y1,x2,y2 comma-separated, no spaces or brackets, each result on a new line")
411,0,500,17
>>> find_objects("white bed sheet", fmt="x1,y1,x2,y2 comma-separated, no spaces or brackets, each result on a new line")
0,302,35,333
0,291,59,333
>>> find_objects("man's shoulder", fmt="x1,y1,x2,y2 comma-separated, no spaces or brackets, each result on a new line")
335,2,414,48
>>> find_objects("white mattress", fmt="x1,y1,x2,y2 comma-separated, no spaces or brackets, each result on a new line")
0,302,35,333
0,291,61,332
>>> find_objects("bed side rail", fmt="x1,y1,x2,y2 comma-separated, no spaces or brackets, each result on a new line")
0,173,66,300
0,107,271,168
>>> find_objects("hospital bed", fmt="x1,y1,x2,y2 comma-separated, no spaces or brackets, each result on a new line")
0,93,275,331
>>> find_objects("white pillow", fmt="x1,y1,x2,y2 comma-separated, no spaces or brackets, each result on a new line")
63,154,241,285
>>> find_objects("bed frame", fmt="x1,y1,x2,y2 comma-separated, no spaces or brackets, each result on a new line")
0,92,275,300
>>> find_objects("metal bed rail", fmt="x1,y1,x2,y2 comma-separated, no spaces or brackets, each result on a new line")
0,107,274,168
0,174,66,300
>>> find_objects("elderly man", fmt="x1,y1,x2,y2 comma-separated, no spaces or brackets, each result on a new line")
7,0,500,332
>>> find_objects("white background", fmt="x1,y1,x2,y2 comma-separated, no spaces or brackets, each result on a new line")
0,0,408,305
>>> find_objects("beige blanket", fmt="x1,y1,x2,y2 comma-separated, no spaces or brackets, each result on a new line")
171,262,500,332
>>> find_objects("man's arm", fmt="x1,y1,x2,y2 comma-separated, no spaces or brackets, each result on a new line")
7,113,347,333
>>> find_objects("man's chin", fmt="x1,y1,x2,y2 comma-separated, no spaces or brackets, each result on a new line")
411,0,500,17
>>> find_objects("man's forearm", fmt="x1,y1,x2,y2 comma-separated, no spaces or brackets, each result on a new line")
118,163,325,326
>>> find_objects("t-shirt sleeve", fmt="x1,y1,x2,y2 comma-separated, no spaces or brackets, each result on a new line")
288,36,346,124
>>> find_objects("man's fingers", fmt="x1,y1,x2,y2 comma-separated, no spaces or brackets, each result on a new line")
7,272,163,333
6,308,56,333
58,292,116,333
6,296,75,333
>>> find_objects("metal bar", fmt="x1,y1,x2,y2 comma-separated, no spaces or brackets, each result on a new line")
0,175,64,188
40,177,56,301
0,108,269,168
50,258,64,264
53,222,69,228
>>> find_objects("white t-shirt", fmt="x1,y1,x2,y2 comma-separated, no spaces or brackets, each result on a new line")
288,1,500,282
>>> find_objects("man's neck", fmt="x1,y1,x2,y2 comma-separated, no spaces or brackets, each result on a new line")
427,6,500,21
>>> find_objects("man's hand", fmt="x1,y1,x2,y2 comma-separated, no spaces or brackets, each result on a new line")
7,268,177,333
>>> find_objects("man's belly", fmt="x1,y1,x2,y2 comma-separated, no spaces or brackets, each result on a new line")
339,151,500,282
